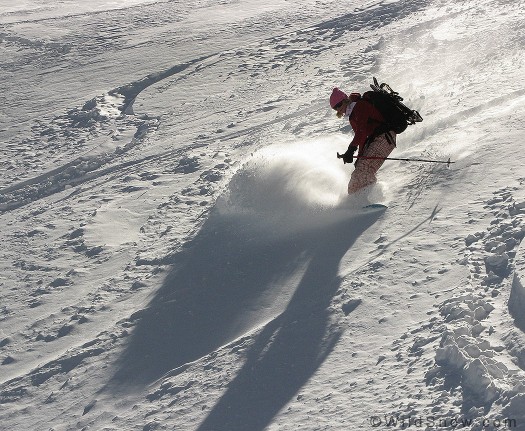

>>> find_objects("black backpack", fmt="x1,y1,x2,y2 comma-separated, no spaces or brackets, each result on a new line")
362,77,423,134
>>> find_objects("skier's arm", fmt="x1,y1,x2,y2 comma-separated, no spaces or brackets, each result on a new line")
349,101,383,155
338,100,382,163
349,128,368,156
338,122,365,163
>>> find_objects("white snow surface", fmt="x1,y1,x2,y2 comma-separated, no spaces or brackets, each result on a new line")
1,0,525,429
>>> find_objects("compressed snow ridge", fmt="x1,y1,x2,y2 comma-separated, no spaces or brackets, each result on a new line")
408,189,525,426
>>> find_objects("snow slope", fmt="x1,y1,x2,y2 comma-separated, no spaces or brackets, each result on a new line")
1,0,525,429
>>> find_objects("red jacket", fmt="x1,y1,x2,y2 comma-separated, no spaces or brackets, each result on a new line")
348,97,385,155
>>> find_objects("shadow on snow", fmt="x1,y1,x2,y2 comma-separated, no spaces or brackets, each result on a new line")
111,202,382,429
195,210,381,431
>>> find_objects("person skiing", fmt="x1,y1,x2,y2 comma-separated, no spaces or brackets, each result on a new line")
330,87,396,194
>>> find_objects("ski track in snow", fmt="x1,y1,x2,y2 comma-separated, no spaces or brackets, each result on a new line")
1,0,525,430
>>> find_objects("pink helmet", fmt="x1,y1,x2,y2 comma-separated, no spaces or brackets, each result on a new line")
330,88,348,109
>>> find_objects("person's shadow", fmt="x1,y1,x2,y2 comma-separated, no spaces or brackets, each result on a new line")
195,208,379,431
111,203,381,430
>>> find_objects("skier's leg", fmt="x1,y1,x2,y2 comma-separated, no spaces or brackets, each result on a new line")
347,133,396,194
348,159,375,194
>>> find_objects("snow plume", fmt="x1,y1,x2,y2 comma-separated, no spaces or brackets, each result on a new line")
223,137,349,211
216,136,379,236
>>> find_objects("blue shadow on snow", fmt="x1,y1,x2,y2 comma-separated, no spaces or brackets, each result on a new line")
112,204,382,430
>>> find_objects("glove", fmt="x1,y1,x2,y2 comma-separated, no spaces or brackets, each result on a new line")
341,146,357,164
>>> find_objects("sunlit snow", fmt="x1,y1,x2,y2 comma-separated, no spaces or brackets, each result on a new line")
1,0,525,430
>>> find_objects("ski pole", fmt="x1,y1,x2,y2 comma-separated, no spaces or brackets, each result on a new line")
337,153,454,166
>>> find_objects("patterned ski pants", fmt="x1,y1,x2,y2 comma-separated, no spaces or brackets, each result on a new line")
348,132,396,194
